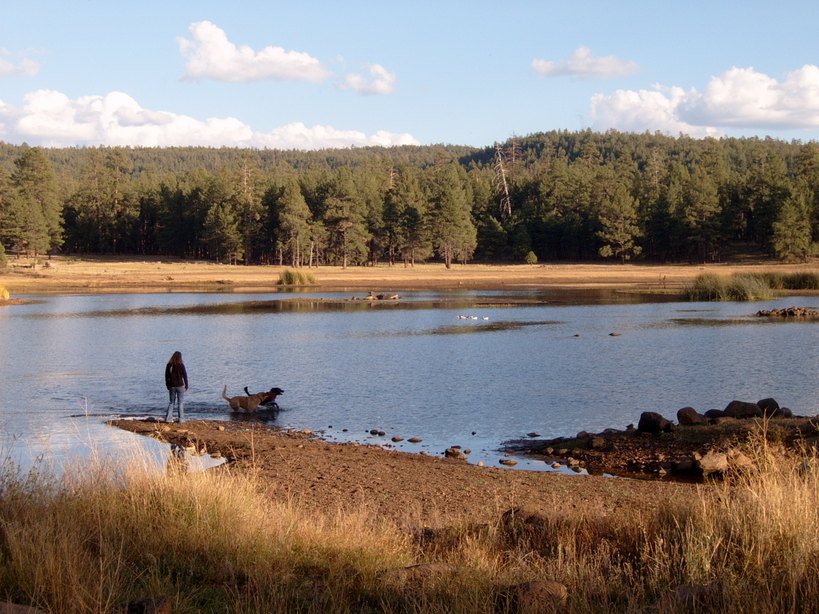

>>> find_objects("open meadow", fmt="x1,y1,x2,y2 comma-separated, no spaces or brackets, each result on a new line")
2,255,818,295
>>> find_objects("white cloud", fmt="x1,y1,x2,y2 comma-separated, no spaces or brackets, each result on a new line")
339,64,396,95
254,122,417,149
0,48,40,77
178,21,331,83
589,65,819,136
679,65,819,128
590,86,722,138
532,46,639,79
0,89,419,149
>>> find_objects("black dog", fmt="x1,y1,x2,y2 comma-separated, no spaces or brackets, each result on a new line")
244,386,284,410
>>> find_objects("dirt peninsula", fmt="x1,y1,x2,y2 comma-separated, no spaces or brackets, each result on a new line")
109,418,697,528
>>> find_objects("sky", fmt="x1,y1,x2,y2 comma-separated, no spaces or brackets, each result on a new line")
2,1,819,151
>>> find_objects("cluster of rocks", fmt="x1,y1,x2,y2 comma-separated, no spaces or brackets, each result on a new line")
756,306,819,318
511,397,814,479
638,397,794,435
363,291,401,300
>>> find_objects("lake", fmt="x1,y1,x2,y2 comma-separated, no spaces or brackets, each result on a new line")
1,289,817,473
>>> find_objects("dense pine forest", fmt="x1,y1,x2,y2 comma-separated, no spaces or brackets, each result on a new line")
0,130,817,268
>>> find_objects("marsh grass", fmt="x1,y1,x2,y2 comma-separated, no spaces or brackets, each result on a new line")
277,269,317,286
0,431,816,613
681,271,819,301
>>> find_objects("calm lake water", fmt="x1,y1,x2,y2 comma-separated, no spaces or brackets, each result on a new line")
1,289,817,473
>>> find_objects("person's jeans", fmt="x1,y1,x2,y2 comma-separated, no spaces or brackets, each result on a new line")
166,386,185,423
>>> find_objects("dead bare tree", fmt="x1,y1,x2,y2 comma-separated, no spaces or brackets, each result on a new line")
494,143,512,219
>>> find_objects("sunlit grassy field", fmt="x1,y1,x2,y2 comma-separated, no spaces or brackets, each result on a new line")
0,255,816,294
0,426,816,613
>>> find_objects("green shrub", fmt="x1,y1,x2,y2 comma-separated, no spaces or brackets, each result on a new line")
726,274,774,301
277,269,316,286
783,272,819,290
681,273,726,301
524,251,538,264
683,272,800,301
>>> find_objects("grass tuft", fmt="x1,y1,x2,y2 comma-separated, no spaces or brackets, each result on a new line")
277,269,317,286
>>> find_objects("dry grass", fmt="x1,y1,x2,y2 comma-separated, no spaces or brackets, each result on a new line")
1,255,817,294
0,428,816,613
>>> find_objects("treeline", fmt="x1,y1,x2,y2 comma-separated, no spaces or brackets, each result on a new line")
0,130,817,267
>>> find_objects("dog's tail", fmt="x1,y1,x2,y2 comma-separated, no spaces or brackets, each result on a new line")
222,385,229,401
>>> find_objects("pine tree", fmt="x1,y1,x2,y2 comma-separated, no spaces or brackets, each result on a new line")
203,201,243,264
428,162,476,268
597,184,642,262
682,166,722,262
268,167,312,267
323,168,369,268
772,190,813,262
9,146,62,256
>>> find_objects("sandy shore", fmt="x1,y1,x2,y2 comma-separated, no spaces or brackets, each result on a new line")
2,255,817,294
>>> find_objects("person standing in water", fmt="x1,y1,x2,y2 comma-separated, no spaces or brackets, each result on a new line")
164,351,189,423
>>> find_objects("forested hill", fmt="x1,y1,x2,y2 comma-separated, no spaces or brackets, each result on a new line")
0,130,816,267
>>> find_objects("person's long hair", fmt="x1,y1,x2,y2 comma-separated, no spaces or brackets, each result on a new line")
168,351,183,365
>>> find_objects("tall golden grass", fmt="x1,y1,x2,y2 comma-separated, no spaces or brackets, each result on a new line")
0,428,816,613
682,271,819,301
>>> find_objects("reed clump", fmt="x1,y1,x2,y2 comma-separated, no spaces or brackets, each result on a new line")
277,269,316,286
682,270,819,301
0,431,816,613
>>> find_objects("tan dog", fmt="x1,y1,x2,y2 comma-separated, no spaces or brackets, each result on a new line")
222,385,272,412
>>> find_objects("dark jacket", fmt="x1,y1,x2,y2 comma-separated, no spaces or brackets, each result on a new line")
165,362,188,389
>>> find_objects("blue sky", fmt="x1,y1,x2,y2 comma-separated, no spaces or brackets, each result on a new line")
2,1,819,150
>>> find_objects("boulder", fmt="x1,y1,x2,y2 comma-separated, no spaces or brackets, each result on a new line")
727,448,754,471
723,400,763,419
757,398,780,418
677,407,708,425
637,411,675,434
444,447,467,460
588,436,606,450
777,406,793,418
704,409,725,419
697,450,729,477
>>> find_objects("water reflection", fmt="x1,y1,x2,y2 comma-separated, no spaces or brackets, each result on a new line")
16,288,677,319
424,320,562,336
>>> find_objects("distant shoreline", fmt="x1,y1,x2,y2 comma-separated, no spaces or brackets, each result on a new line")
2,255,816,296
